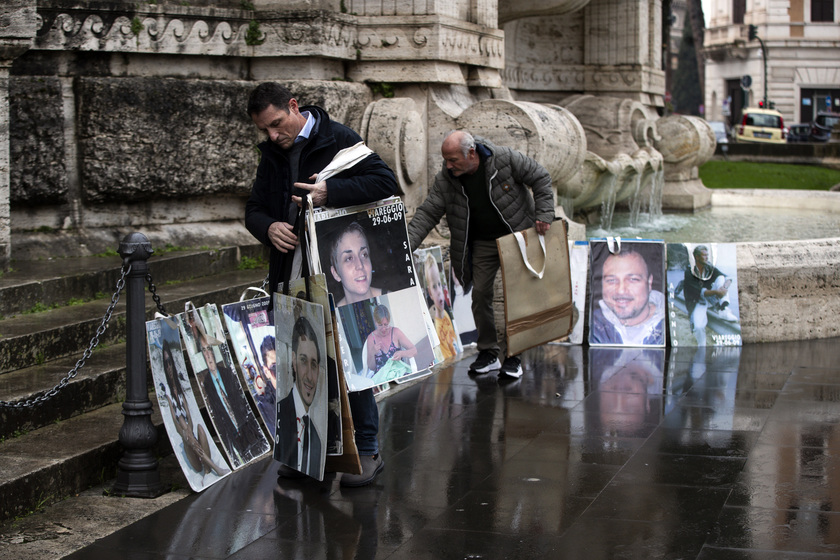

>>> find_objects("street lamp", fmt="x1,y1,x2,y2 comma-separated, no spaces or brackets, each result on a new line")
748,24,768,108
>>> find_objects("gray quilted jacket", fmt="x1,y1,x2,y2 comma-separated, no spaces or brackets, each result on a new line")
407,137,555,288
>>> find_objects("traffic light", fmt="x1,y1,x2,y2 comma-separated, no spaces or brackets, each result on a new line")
748,24,758,40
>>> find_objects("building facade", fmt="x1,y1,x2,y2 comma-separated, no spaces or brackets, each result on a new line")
703,0,840,128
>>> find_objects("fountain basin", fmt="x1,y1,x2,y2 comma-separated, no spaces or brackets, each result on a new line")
584,189,840,344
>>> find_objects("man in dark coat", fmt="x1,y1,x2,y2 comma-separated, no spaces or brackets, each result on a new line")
245,82,397,293
245,82,395,487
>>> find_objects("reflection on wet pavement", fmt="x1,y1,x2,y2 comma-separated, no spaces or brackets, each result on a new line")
67,338,840,559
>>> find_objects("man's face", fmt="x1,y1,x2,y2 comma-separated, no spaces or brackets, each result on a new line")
695,248,709,266
601,253,653,326
200,341,218,372
441,137,479,177
251,100,304,150
262,349,277,385
293,338,319,411
331,230,373,302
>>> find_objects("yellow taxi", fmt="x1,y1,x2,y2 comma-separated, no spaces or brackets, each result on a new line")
735,107,786,144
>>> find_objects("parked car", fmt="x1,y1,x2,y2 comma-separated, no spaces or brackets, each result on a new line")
708,120,729,144
787,123,811,143
735,107,786,144
810,112,840,143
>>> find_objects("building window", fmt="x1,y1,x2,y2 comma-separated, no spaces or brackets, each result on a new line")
733,0,746,23
812,0,834,21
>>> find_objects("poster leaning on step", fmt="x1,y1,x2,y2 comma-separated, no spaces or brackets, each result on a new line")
666,243,742,347
273,294,329,480
146,317,231,491
178,304,271,470
221,292,277,439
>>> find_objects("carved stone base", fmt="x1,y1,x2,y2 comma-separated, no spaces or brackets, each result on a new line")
661,178,712,212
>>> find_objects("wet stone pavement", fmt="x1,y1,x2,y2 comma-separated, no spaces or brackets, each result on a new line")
66,339,840,559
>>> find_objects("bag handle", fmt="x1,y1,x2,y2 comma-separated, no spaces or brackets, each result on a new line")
513,230,547,279
239,287,270,302
606,236,621,254
280,195,312,300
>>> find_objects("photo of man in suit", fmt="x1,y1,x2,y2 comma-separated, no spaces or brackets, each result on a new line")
276,315,325,479
195,330,268,469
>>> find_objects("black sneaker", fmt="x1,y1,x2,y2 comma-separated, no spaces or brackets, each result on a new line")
499,355,523,378
469,350,501,373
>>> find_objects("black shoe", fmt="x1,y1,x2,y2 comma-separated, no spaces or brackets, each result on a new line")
499,355,523,378
340,454,384,487
469,350,501,373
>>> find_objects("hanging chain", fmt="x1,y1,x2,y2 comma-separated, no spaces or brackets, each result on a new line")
0,265,131,409
260,273,269,292
146,272,168,315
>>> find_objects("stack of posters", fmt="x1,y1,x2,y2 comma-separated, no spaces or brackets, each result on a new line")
177,304,271,470
221,293,277,438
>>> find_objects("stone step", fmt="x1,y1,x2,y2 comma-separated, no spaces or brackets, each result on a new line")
0,245,271,523
0,244,267,319
0,268,269,374
0,344,127,441
0,402,169,523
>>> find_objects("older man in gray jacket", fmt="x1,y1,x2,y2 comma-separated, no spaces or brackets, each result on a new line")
407,130,554,378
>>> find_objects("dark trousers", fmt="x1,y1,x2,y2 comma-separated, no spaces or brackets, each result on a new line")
470,239,502,355
348,388,379,456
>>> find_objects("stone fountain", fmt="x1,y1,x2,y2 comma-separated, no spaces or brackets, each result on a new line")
0,0,837,344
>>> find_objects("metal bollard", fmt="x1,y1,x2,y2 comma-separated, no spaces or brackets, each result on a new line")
112,232,166,497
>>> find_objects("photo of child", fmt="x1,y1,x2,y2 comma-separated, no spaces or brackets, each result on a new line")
416,247,463,359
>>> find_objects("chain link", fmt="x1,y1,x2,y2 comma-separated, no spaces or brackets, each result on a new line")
0,265,131,409
260,273,269,292
146,273,168,315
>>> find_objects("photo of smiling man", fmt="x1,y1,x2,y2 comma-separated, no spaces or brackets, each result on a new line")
589,240,666,347
274,299,328,480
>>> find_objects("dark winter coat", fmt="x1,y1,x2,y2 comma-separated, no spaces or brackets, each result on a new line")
245,106,397,291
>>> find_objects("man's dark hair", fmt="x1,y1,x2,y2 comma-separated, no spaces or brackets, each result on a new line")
292,316,321,366
247,82,294,116
259,334,275,364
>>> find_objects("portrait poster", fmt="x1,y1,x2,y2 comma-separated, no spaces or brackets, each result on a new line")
555,240,589,345
448,263,477,346
310,197,417,306
310,196,441,387
178,304,271,470
666,243,742,347
273,294,328,480
221,294,277,439
335,290,438,386
279,273,343,456
585,347,665,438
413,246,463,360
146,317,230,491
588,238,666,348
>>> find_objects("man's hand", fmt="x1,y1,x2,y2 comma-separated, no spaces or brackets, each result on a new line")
535,220,551,235
292,174,328,207
267,221,298,253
